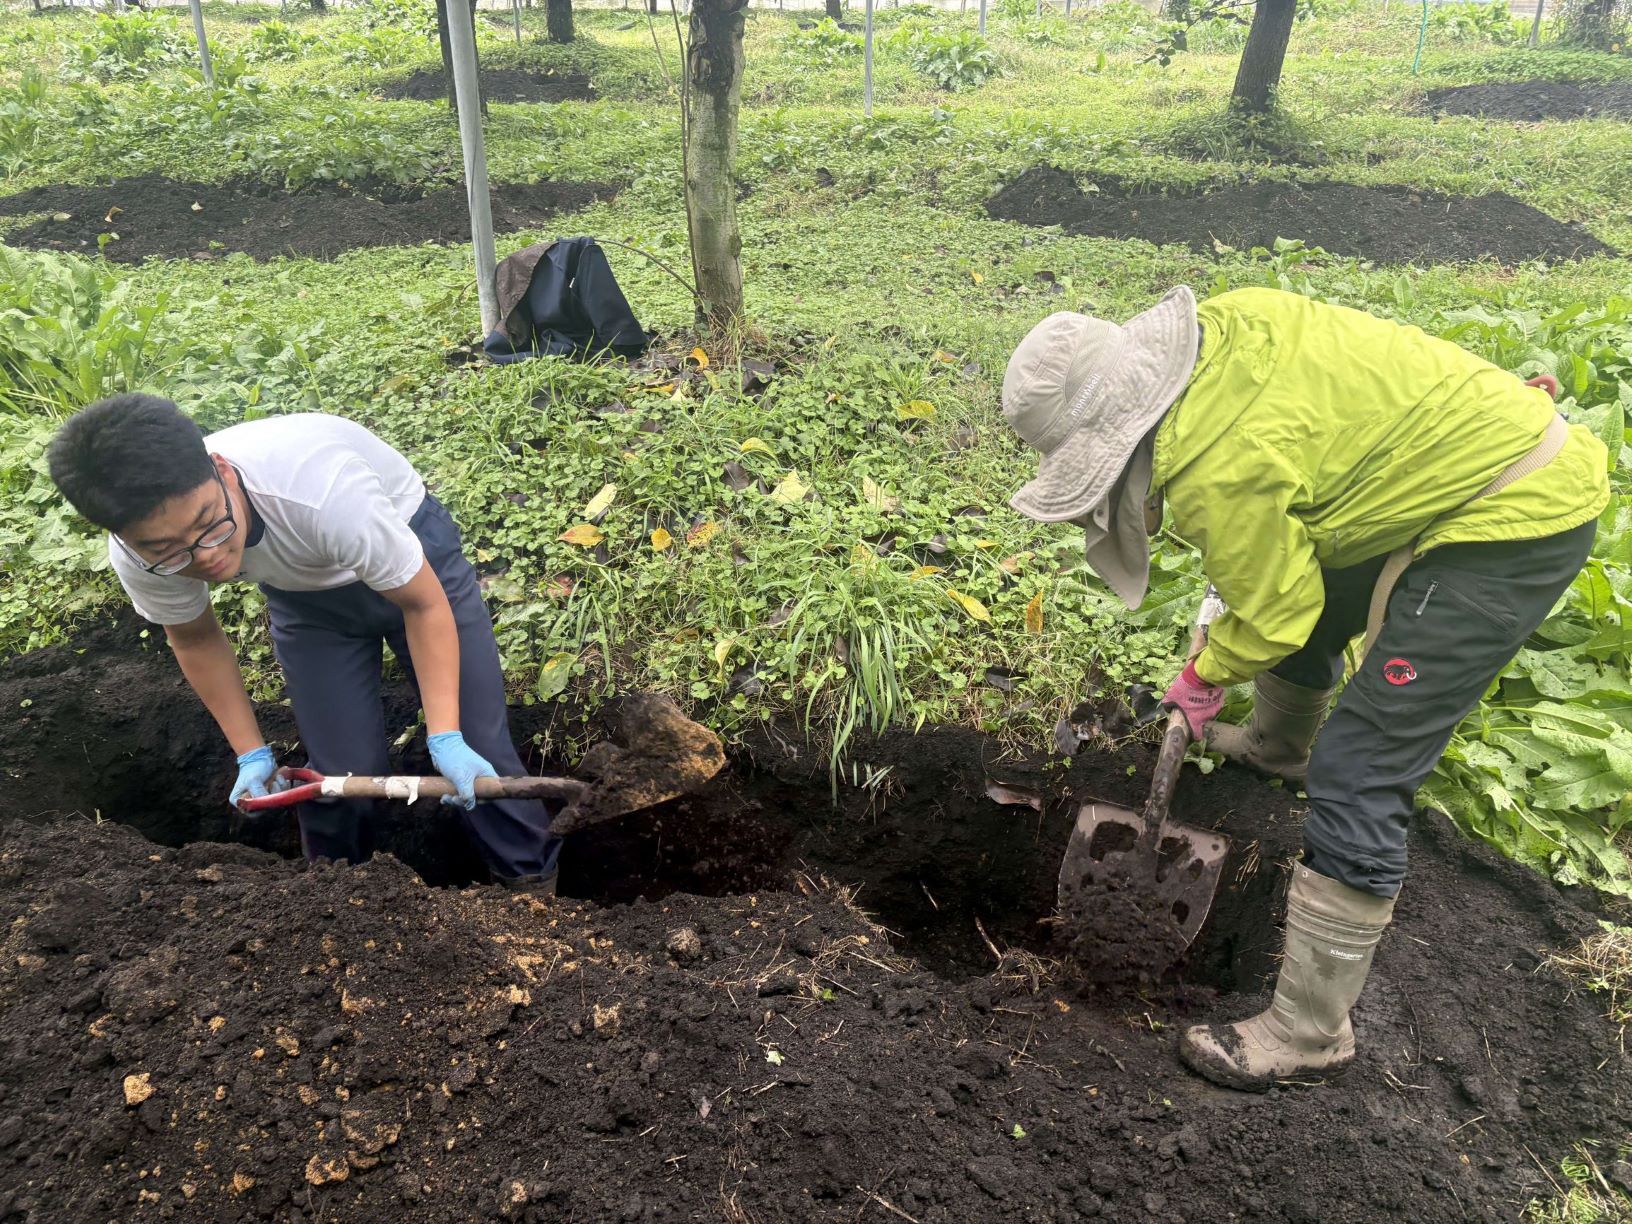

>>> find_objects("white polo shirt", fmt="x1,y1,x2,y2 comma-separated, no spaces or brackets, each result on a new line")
111,414,427,626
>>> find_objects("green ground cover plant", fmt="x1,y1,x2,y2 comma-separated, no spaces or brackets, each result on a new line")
0,0,1628,905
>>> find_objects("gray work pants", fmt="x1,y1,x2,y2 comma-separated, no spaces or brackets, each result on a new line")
1271,520,1596,898
261,495,559,881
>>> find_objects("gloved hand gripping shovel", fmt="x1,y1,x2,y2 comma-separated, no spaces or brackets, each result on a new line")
1056,587,1231,959
236,692,725,836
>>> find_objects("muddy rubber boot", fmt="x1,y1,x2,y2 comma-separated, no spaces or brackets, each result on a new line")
1205,672,1334,783
496,871,558,898
1178,864,1395,1092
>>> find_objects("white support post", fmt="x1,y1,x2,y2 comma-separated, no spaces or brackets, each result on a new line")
863,0,874,117
187,0,213,85
977,0,985,32
1529,0,1545,45
446,1,499,335
513,0,522,43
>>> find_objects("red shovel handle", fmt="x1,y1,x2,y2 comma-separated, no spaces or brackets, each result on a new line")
237,767,327,813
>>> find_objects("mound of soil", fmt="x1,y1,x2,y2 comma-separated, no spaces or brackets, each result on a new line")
1,621,1628,1221
1424,79,1632,121
0,174,616,263
986,167,1616,265
378,68,596,104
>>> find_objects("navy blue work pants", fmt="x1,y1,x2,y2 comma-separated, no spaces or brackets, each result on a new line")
261,495,559,881
1269,521,1596,898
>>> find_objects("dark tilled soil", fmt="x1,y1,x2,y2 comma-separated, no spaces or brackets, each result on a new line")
377,68,596,104
1424,79,1632,121
1,621,1628,1222
986,167,1617,265
0,174,617,263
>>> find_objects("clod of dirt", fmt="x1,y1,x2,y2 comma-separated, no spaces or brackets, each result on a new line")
1057,869,1189,986
665,925,704,963
986,167,1616,265
377,68,596,104
0,174,618,263
1424,79,1632,122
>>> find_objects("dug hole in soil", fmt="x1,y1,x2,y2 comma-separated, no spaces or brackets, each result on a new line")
1,621,1627,1222
377,68,596,105
1423,80,1632,122
0,175,616,263
987,167,1616,265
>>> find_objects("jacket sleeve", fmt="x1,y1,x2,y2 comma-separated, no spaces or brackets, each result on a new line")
1170,442,1326,688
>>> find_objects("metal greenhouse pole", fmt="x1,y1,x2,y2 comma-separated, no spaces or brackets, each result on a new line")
863,0,874,116
446,0,500,333
187,0,213,85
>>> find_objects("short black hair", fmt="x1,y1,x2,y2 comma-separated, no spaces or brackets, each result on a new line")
47,394,215,532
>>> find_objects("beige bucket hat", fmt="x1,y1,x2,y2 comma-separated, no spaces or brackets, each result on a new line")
1001,286,1200,607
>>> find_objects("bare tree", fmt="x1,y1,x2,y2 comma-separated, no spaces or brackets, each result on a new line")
434,0,486,115
683,0,748,330
825,0,842,20
1559,0,1627,46
547,0,574,42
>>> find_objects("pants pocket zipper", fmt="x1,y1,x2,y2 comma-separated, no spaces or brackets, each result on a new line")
1415,581,1438,616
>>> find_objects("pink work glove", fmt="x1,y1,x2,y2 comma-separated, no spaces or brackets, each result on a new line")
1163,660,1226,740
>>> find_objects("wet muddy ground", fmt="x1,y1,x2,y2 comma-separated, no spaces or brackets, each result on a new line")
1,620,1627,1221
0,175,616,263
986,167,1617,265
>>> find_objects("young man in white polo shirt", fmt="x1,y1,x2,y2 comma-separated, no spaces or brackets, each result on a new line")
48,394,559,890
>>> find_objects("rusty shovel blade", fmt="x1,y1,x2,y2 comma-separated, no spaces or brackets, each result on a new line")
549,691,726,835
1056,801,1230,953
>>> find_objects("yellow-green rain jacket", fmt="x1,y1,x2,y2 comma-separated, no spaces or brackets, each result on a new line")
1152,288,1610,688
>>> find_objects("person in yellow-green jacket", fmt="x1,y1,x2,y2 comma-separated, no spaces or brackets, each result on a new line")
1001,285,1608,1092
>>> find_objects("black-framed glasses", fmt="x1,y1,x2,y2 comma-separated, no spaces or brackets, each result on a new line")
117,466,238,577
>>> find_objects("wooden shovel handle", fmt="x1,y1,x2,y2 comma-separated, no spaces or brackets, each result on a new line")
321,775,591,802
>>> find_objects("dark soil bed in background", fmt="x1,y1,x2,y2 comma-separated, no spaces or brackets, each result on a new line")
0,174,616,263
987,167,1616,264
1424,79,1632,121
377,67,596,104
1,621,1627,1222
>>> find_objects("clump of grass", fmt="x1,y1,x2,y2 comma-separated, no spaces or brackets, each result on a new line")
1551,923,1632,1025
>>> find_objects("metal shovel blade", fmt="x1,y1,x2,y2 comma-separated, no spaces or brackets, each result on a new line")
1056,801,1230,953
551,691,727,835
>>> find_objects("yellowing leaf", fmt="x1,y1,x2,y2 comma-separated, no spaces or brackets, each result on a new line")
558,523,605,547
947,589,991,623
1000,551,1034,575
970,270,985,285
713,635,737,671
1025,590,1045,635
897,400,937,421
646,382,675,396
581,483,617,520
686,520,718,548
973,539,997,550
933,349,957,364
651,527,673,551
908,565,944,581
739,437,774,455
861,476,899,513
690,346,710,370
536,651,575,701
769,471,810,505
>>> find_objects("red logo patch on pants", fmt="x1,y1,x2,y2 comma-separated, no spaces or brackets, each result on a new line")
1383,658,1417,686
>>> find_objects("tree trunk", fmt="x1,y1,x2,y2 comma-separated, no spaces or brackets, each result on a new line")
684,0,748,332
825,0,841,19
1230,0,1296,114
1159,0,1187,19
546,0,573,42
435,0,486,116
1561,0,1620,46
309,0,326,11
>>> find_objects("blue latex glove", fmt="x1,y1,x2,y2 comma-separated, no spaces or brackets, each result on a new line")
229,746,284,810
428,731,498,810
